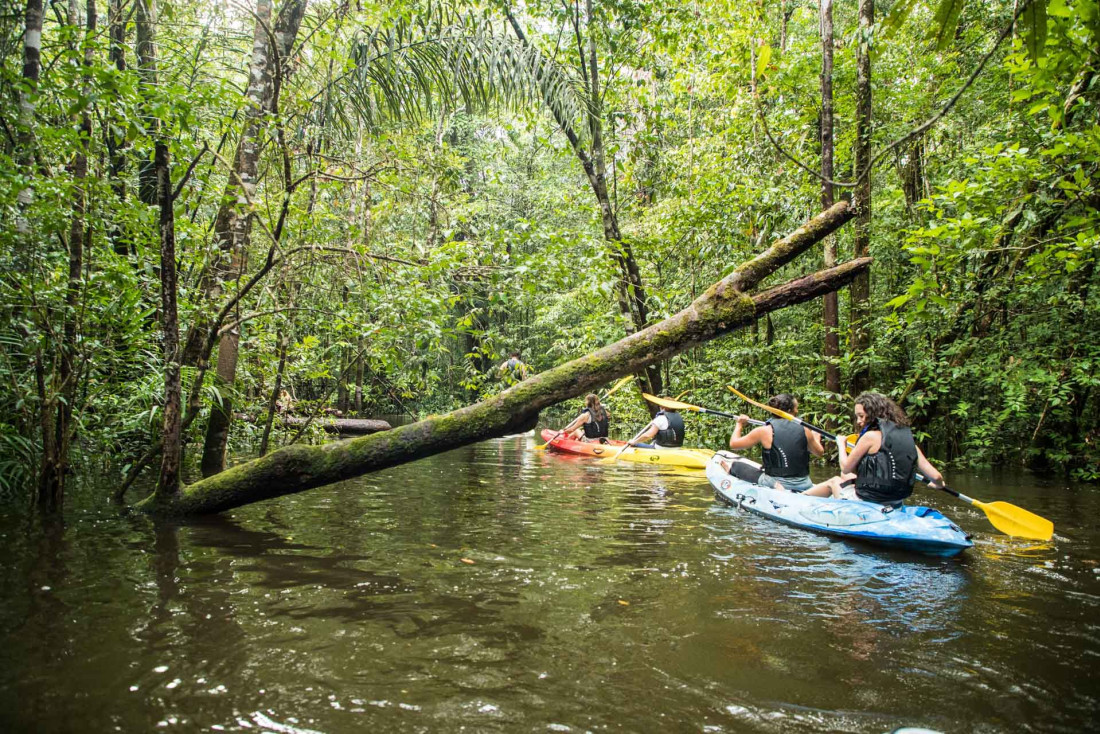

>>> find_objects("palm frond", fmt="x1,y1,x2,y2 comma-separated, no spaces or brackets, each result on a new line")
337,13,587,135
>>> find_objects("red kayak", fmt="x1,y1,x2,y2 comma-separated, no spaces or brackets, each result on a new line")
539,429,626,457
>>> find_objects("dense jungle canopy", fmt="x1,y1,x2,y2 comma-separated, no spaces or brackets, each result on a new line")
1,0,1097,512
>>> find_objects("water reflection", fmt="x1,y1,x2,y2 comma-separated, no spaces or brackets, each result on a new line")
0,436,1096,732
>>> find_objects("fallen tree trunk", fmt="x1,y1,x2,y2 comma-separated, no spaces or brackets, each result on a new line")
138,202,860,516
282,416,392,435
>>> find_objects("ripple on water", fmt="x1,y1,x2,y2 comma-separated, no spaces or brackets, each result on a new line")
0,436,1098,732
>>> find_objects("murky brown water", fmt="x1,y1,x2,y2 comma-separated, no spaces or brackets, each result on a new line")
1,434,1098,732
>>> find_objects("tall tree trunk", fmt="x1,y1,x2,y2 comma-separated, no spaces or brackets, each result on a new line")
505,6,662,408
582,0,661,406
135,0,158,204
354,339,365,415
780,0,790,51
135,203,860,516
336,348,350,415
134,0,182,498
17,0,42,210
259,331,289,456
849,0,874,395
199,0,308,477
107,0,130,254
39,0,95,509
155,140,182,496
820,0,841,401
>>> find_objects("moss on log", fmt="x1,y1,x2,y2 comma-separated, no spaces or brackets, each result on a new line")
138,201,858,516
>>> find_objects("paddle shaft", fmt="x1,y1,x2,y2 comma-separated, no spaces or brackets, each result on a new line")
603,425,655,463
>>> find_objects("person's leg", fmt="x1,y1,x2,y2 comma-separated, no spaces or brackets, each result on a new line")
804,476,841,498
756,473,780,489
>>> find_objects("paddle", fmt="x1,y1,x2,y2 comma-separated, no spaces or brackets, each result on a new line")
534,375,635,450
839,433,1053,541
641,393,757,422
727,385,1055,541
597,424,654,465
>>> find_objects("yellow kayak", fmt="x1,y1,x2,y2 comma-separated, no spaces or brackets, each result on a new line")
615,445,714,469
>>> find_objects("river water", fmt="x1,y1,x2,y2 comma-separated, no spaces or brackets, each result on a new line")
1,434,1098,732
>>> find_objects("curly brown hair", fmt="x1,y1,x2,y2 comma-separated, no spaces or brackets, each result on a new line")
855,392,909,427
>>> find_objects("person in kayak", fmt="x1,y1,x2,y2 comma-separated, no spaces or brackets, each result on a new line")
630,400,685,449
804,391,945,505
555,393,611,442
718,393,825,492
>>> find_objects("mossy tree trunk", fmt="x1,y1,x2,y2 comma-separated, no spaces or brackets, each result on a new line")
137,202,862,516
849,0,874,395
819,0,841,405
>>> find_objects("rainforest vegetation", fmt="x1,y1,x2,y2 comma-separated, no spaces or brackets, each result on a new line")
1,0,1097,513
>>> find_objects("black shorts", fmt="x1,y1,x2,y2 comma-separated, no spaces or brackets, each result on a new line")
728,459,765,485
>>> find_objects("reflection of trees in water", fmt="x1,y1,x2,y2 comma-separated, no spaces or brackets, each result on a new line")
3,515,70,727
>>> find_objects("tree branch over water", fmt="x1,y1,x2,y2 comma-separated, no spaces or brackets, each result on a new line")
136,201,862,516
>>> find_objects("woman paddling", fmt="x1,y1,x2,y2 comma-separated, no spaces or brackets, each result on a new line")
804,392,945,505
555,393,611,443
629,400,685,449
719,393,824,492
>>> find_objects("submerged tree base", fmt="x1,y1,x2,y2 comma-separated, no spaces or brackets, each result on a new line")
138,202,860,516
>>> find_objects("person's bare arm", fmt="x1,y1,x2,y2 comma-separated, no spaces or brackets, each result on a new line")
560,413,586,434
916,447,944,486
806,428,825,457
839,433,875,474
631,423,658,445
729,417,767,450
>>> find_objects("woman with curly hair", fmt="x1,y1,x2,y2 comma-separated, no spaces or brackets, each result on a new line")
804,392,945,506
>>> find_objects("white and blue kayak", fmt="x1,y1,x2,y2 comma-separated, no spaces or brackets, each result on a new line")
706,453,973,558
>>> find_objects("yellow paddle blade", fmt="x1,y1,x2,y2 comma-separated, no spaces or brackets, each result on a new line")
642,393,703,413
604,374,635,398
726,386,796,422
533,430,565,451
973,499,1054,541
846,433,859,449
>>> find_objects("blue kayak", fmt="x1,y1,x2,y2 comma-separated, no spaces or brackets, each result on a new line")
706,453,973,558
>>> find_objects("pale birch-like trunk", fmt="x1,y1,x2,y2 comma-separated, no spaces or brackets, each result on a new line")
200,0,309,477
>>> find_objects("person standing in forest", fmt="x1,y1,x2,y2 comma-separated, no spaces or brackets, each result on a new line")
719,393,825,492
498,351,531,385
630,399,685,448
804,392,945,505
554,393,611,442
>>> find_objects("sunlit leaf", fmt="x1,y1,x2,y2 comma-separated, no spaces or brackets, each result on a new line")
1021,0,1049,61
932,0,966,51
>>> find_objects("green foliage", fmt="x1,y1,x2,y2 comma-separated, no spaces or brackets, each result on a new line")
0,0,1096,505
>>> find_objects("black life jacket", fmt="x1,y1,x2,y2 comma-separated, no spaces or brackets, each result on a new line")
762,418,811,478
654,410,684,447
855,420,918,504
582,408,610,439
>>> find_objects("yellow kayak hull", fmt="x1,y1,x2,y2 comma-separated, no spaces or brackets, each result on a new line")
616,446,714,469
